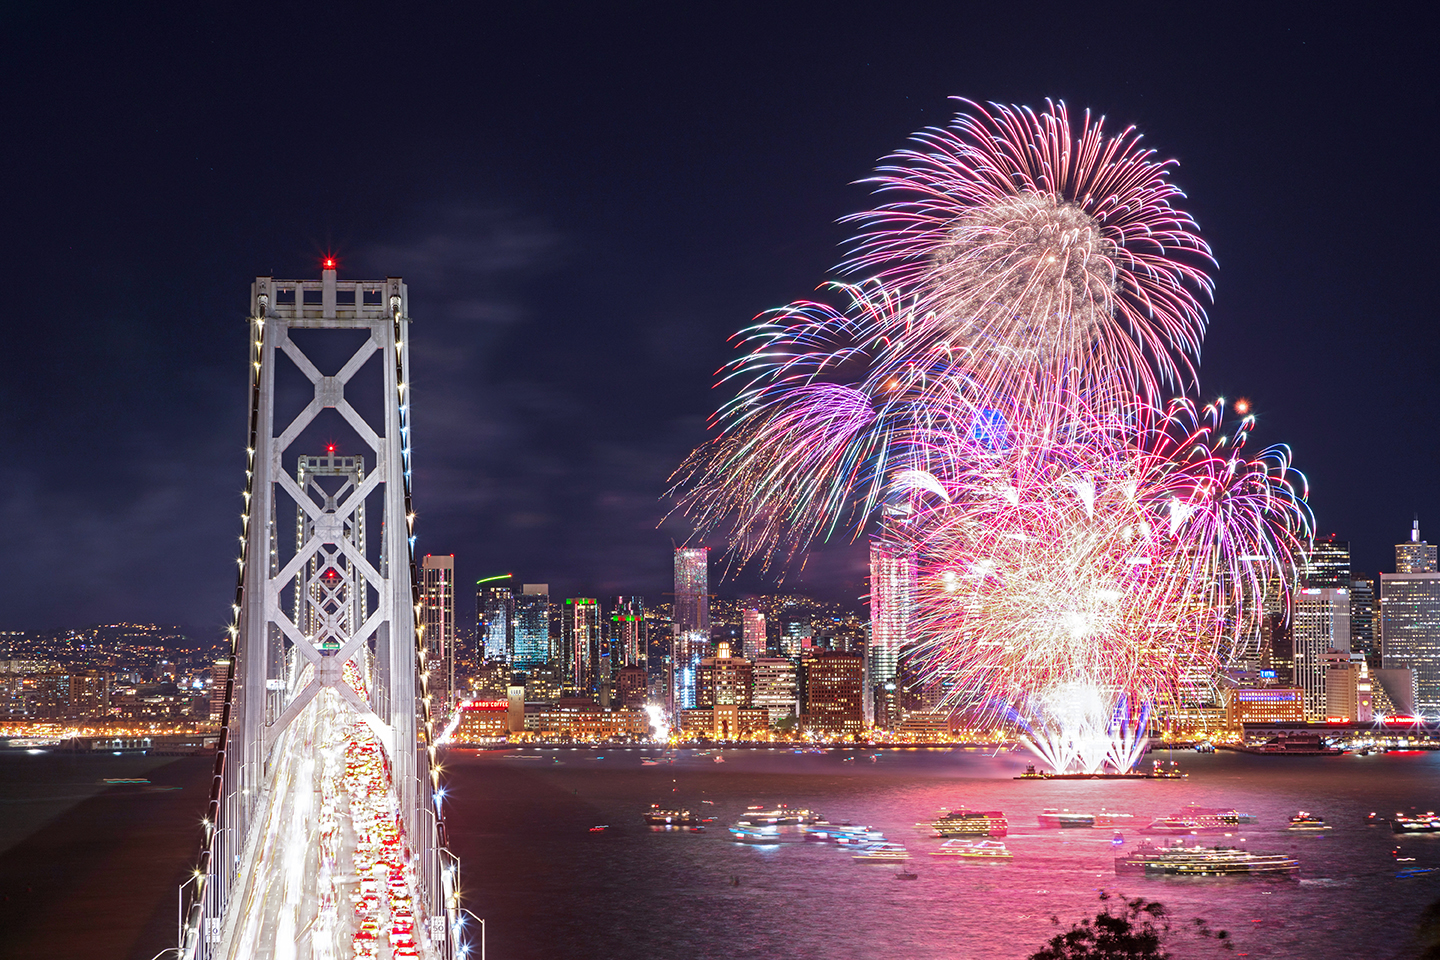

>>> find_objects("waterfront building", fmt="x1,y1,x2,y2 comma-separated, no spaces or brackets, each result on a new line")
869,542,915,728
677,704,769,739
477,579,515,663
752,657,798,727
1325,657,1372,723
1373,668,1417,716
421,555,456,717
742,608,767,660
513,584,551,669
696,642,754,709
525,698,651,740
672,548,710,710
1396,520,1439,574
1224,687,1305,725
451,699,510,743
1292,587,1350,720
799,649,864,738
562,598,602,696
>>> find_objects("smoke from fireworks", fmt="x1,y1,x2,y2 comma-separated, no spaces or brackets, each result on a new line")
673,98,1309,770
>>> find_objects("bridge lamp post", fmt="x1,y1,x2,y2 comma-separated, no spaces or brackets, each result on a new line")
459,908,486,960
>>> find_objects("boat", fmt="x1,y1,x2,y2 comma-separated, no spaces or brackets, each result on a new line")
894,866,919,880
803,822,885,845
1037,808,1136,829
641,758,660,766
729,823,805,843
644,804,702,826
1398,867,1440,879
1287,811,1331,831
736,804,823,827
1144,805,1258,833
713,755,725,763
589,825,610,833
1015,760,1187,780
930,839,1012,860
923,809,1008,838
1115,841,1298,877
1226,732,1343,755
852,842,911,862
1392,812,1440,834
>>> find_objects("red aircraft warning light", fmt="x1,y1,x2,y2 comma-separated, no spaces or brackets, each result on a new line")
322,256,337,270
326,443,336,453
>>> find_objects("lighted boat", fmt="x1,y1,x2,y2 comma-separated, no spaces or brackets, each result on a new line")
804,822,885,844
930,839,1012,860
1037,808,1136,829
1287,811,1331,831
923,809,1008,838
1115,841,1298,877
643,805,702,826
1392,812,1440,834
1145,805,1258,833
736,804,823,827
853,842,912,862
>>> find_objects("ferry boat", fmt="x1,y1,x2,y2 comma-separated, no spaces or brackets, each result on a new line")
1144,805,1258,833
931,839,1012,860
1016,760,1186,780
803,822,885,845
924,809,1009,838
730,823,805,843
852,842,912,862
1115,841,1298,877
736,804,823,827
643,805,702,826
1287,811,1331,831
1391,812,1440,834
1037,808,1136,829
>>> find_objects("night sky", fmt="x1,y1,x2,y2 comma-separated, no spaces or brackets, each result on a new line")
2,4,1435,634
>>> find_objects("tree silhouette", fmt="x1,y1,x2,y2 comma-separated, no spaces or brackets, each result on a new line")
1029,891,1232,959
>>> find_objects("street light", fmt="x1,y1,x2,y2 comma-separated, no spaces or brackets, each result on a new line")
459,908,486,960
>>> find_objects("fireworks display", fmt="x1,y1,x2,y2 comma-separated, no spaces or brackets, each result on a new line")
675,99,1311,771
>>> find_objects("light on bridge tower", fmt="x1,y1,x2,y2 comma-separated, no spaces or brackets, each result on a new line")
179,267,460,959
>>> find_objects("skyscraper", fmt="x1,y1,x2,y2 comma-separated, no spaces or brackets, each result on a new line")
562,598,601,696
513,584,551,669
673,547,710,710
1291,586,1351,720
1397,520,1438,574
752,657,798,726
742,608,767,660
1303,535,1351,588
421,555,456,716
1350,576,1377,665
611,596,647,670
476,577,515,663
869,541,916,727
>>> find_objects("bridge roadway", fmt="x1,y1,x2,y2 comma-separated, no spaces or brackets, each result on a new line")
218,687,436,960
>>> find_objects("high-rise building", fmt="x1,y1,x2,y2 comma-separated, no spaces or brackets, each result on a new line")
1381,572,1440,716
742,608,767,660
1303,535,1351,588
752,657,797,726
513,584,552,669
477,577,516,663
1350,577,1378,665
421,555,456,717
1397,520,1439,574
869,542,915,727
798,650,865,738
696,642,754,708
1292,587,1350,720
611,596,647,670
615,665,648,710
562,598,602,697
673,547,710,710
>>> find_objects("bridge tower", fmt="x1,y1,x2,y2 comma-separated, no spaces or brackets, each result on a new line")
180,266,460,959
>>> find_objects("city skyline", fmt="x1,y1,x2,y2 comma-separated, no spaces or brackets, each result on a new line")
0,8,1436,632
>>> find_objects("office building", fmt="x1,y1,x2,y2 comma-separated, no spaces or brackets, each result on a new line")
562,598,602,696
1224,687,1305,725
611,596,647,669
1292,587,1350,720
742,608,767,660
477,579,515,663
421,555,456,717
869,541,915,727
615,665,648,710
1350,577,1378,665
514,584,552,669
1326,658,1372,723
752,657,797,727
673,547,710,710
1381,573,1440,716
799,650,865,737
1303,535,1351,588
1397,520,1439,574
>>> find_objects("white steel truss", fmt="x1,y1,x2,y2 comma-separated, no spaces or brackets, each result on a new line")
179,268,461,960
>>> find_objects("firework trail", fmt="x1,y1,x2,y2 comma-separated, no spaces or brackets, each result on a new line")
842,99,1214,421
